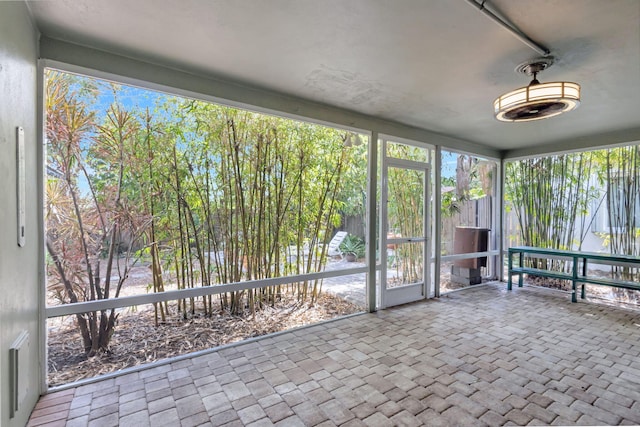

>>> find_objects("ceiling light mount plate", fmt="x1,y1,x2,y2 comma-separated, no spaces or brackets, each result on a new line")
515,57,555,76
494,56,580,122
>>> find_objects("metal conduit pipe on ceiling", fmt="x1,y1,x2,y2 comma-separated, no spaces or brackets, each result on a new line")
464,0,551,56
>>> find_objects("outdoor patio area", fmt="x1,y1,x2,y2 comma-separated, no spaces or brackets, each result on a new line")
28,283,640,426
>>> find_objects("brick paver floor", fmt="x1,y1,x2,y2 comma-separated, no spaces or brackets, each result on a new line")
28,283,640,426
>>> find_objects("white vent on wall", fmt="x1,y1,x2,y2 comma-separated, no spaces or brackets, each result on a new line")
9,331,29,419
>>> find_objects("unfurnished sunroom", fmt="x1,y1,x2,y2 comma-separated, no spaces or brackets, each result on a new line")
1,1,639,426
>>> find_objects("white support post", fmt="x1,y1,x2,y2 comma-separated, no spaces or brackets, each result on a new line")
434,146,442,297
37,60,48,395
499,157,506,282
366,131,378,312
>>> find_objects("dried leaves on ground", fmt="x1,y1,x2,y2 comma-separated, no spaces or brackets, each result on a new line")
47,291,362,386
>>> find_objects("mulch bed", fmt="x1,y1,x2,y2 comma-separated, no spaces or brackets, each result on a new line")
47,291,362,386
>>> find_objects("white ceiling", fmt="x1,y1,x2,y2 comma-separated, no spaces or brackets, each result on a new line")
26,0,640,153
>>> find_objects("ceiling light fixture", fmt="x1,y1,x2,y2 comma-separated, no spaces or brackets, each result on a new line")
494,57,581,122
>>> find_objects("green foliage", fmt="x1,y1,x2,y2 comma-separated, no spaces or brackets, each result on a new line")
336,140,368,217
600,145,640,282
45,69,369,328
505,153,598,269
45,70,151,355
385,142,430,284
441,176,466,218
505,147,639,284
339,234,365,258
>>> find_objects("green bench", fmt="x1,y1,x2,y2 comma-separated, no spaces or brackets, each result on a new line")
507,246,640,302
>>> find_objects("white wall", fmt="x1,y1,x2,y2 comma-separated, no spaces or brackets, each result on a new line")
0,2,41,426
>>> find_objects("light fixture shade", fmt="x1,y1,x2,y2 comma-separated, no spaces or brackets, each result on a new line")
494,81,581,122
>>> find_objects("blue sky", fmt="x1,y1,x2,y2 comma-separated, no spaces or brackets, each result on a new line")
441,151,457,179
